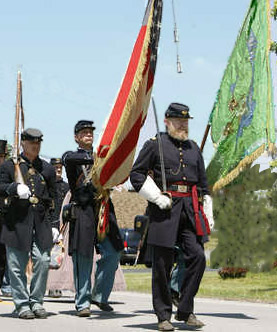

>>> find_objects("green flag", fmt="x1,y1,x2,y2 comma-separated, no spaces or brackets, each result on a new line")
206,0,275,191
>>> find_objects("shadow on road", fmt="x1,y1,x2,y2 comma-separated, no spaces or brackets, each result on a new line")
198,312,256,320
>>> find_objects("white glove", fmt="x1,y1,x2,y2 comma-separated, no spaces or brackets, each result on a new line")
52,227,60,243
138,176,172,210
203,194,215,231
17,184,31,199
57,233,64,242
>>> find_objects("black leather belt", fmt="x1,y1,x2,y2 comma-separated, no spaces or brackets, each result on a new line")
167,184,191,193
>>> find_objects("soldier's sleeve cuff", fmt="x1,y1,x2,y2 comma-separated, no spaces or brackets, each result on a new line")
5,182,18,196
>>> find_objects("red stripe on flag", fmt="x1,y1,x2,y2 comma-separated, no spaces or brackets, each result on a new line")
97,26,147,158
99,113,143,186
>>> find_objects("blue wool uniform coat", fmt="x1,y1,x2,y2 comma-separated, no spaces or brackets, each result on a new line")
130,132,210,248
62,148,97,258
63,149,123,257
0,154,57,251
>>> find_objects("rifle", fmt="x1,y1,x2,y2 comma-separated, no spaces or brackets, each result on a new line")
12,71,25,184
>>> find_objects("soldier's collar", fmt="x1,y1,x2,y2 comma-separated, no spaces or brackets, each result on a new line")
77,147,93,153
20,153,42,170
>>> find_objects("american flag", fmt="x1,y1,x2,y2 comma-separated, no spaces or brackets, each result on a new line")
90,0,163,191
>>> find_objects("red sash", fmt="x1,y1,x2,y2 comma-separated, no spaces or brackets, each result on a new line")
168,184,210,236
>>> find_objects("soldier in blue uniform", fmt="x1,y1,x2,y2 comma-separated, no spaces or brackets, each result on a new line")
0,139,8,296
130,103,213,331
0,129,58,319
62,120,97,317
49,158,69,231
62,120,123,316
48,157,69,298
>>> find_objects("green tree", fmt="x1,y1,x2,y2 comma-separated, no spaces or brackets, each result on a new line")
210,165,277,272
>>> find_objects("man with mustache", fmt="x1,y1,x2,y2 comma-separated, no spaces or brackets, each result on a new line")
130,103,213,331
0,129,57,319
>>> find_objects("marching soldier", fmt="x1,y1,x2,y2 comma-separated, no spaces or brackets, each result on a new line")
130,103,214,331
50,158,69,230
62,120,123,316
62,120,98,317
0,129,58,319
0,139,8,296
48,157,69,298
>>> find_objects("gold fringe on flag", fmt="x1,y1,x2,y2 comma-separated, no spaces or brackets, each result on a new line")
212,142,276,192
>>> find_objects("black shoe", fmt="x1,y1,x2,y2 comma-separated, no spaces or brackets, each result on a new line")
77,307,91,317
48,289,62,298
171,290,180,307
91,300,114,312
175,313,205,328
1,291,12,297
158,320,175,331
33,308,47,319
19,310,35,319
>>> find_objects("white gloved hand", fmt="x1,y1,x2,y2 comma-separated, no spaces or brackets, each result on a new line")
138,176,172,210
57,233,64,242
17,184,31,199
203,194,215,231
52,227,60,243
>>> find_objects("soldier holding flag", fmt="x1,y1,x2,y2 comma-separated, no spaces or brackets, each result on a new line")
62,120,123,317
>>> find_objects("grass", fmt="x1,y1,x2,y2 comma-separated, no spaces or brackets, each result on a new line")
124,269,277,303
204,231,218,251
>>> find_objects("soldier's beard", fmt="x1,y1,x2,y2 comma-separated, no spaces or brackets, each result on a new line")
167,127,188,141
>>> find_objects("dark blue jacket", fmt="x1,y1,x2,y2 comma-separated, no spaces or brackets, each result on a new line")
130,133,209,248
0,154,57,251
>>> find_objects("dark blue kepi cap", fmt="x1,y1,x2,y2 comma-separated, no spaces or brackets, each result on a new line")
74,120,96,134
165,103,193,119
21,128,43,142
0,139,7,154
50,158,62,165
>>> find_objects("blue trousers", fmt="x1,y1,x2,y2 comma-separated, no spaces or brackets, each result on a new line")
72,251,93,311
91,237,120,304
6,243,50,314
1,267,12,295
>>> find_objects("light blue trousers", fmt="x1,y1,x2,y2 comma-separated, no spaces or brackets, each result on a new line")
6,243,50,314
91,238,120,304
72,251,93,311
1,264,12,294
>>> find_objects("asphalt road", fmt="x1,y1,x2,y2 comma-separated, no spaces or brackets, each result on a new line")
1,291,276,331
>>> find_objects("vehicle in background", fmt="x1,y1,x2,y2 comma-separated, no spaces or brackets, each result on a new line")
119,228,141,265
134,215,152,268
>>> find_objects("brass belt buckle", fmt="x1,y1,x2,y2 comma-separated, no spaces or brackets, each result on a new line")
177,185,187,193
29,196,39,204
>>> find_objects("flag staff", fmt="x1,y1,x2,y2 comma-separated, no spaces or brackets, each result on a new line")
200,123,211,153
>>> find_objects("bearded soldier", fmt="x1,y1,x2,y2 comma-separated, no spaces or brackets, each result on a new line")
130,103,214,331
